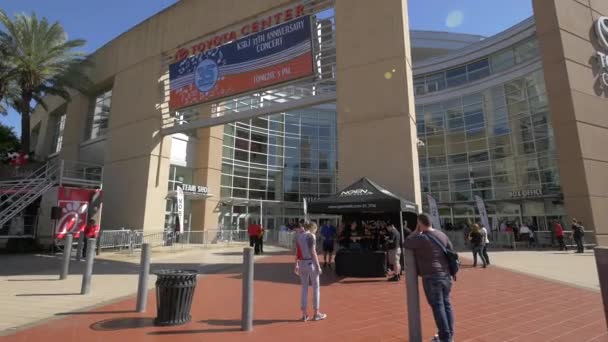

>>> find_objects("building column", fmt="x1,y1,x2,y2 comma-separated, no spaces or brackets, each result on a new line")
335,0,421,206
190,104,224,231
533,0,608,246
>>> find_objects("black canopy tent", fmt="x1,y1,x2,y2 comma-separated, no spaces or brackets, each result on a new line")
307,177,418,277
307,177,418,216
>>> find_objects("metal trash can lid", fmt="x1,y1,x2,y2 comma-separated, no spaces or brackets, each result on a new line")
153,269,198,277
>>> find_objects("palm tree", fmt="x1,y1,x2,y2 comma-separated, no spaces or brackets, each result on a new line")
0,10,91,153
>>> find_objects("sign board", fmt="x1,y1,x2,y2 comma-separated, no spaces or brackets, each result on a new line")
181,183,209,195
176,186,184,234
508,189,542,199
594,17,608,87
169,16,314,110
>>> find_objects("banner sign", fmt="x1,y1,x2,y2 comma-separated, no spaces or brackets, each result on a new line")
427,194,442,230
474,195,491,230
169,16,313,110
181,183,208,195
176,186,185,234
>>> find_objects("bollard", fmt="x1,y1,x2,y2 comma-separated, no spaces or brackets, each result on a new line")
136,243,151,312
81,238,96,295
76,232,85,260
241,247,254,331
595,247,608,331
59,234,74,280
404,248,422,342
96,231,103,256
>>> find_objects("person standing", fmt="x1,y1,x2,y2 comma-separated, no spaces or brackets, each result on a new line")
468,224,487,268
82,219,100,258
258,223,265,255
571,219,585,253
554,220,567,251
405,213,455,342
479,223,491,266
294,222,326,322
248,221,258,249
320,221,337,268
385,223,402,282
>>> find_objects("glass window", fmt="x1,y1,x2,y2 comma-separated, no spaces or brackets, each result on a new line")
51,114,66,154
85,89,112,140
414,77,426,95
467,59,490,82
490,49,515,73
446,66,467,87
425,73,446,93
514,39,539,64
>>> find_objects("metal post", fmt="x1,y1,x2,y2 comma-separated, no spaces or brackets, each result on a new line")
399,211,405,273
241,247,254,331
76,226,85,260
595,247,608,331
96,231,103,256
136,243,151,312
59,234,73,280
81,238,96,295
404,248,422,342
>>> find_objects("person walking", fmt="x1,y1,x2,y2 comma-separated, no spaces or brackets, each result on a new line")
571,219,585,253
294,222,326,322
554,220,567,251
468,224,487,268
479,223,491,266
82,219,100,258
258,223,265,255
320,221,337,268
405,213,455,342
385,223,402,282
248,221,258,249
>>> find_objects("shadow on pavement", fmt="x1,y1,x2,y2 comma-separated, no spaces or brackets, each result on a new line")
213,251,288,257
201,318,301,326
16,293,81,296
7,278,59,282
147,328,241,335
56,310,135,316
90,317,155,331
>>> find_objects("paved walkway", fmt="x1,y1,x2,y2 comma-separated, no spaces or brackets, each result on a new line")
0,243,283,334
2,251,607,342
467,249,600,291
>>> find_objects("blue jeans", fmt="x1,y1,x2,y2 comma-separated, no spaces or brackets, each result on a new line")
472,246,487,267
422,274,454,342
298,260,320,311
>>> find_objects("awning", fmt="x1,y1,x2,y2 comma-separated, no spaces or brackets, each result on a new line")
307,177,418,215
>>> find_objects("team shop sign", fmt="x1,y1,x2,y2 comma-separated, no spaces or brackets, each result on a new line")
169,16,313,110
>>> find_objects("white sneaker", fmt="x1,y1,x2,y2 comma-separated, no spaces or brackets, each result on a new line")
301,314,309,322
313,313,327,321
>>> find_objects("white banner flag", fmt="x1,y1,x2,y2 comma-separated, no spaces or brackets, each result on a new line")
176,185,185,234
427,194,442,230
474,195,490,230
303,197,309,222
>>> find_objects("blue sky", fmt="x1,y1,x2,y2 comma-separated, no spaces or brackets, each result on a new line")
0,0,533,134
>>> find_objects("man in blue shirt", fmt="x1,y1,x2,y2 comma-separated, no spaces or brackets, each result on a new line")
320,221,337,268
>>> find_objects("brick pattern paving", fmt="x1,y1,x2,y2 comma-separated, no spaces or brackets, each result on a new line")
2,253,607,342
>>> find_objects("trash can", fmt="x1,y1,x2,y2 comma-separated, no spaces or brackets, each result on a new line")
154,269,198,326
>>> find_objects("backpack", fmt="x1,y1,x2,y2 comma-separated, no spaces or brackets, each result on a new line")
426,232,460,281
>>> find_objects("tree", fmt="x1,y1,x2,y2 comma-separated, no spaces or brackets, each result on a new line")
0,10,91,153
0,123,20,158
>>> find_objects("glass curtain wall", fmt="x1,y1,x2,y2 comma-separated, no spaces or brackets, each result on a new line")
417,69,564,230
220,104,338,225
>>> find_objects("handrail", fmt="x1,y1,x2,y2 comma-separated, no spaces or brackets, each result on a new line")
0,162,59,207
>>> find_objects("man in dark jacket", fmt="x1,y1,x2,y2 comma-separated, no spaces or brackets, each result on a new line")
405,213,455,342
571,219,585,253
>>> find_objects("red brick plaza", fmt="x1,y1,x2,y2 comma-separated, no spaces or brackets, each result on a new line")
4,252,608,342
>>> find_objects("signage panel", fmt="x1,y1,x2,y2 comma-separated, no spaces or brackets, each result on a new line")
169,16,313,110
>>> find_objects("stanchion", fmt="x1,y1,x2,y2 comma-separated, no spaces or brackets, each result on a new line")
96,231,103,256
136,243,151,312
59,234,73,280
241,247,254,331
404,248,422,342
81,238,96,295
595,247,608,331
76,232,85,260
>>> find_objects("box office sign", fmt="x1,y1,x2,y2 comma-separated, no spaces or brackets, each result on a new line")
509,189,543,199
169,16,313,110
